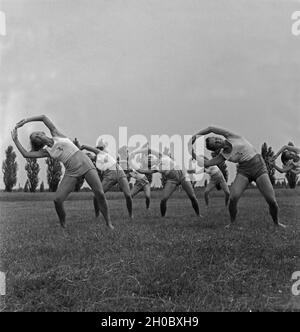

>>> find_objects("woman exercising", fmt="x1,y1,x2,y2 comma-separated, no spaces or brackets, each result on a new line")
11,115,113,229
190,126,285,228
129,146,200,218
80,140,133,219
272,144,300,175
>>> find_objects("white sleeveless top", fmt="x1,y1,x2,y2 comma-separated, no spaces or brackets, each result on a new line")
45,137,79,164
221,136,257,163
96,150,117,171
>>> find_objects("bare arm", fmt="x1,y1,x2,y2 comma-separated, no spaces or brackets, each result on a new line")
80,144,100,155
15,115,65,137
273,163,294,174
191,126,237,144
283,145,300,154
273,145,300,161
11,129,48,159
204,154,226,167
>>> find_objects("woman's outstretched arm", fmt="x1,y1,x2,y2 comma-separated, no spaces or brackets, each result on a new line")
15,115,65,137
273,163,294,174
188,126,237,159
191,126,237,144
273,145,300,161
290,169,300,175
11,128,48,159
204,154,226,168
80,144,100,155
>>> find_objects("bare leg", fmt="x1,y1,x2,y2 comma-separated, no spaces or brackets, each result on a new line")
131,183,142,198
219,180,230,206
204,181,216,207
228,174,249,224
181,180,200,216
160,182,177,217
256,173,285,228
93,175,114,218
119,177,133,218
93,195,100,217
54,175,77,227
85,169,114,230
143,184,151,210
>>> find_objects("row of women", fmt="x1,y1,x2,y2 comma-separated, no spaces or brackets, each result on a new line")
11,115,300,229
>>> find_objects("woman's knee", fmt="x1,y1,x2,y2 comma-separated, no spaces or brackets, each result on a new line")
124,192,132,200
189,194,197,202
94,188,105,198
54,196,64,205
229,193,240,204
266,196,278,208
161,197,168,204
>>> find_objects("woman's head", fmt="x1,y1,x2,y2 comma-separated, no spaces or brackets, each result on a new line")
281,150,296,165
96,138,107,151
205,136,225,151
30,131,47,151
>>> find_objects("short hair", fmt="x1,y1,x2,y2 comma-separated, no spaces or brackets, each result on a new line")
30,134,45,151
281,151,291,165
205,137,217,151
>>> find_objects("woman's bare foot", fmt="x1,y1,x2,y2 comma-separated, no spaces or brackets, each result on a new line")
275,222,287,229
107,222,115,230
59,219,66,228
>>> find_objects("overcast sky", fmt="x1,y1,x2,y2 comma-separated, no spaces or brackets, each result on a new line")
0,0,300,188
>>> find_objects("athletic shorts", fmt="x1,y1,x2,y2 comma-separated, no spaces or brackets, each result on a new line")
164,170,186,186
237,154,268,183
99,165,127,186
134,178,150,191
64,150,95,177
210,173,227,186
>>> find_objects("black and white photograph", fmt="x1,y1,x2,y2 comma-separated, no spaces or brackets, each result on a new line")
0,0,299,314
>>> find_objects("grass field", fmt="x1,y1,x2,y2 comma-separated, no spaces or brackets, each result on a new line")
0,188,299,312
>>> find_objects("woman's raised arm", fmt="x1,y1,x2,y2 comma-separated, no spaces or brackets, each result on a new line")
273,162,294,174
191,126,237,144
80,144,100,155
15,115,65,137
203,154,226,168
11,128,48,159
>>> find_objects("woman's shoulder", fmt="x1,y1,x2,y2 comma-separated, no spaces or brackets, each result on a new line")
52,135,71,143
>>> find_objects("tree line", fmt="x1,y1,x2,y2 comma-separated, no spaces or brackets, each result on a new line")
1,141,299,192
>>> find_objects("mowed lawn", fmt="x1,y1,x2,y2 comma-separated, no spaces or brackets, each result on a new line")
0,188,299,312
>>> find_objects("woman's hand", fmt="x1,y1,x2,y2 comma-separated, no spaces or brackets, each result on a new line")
11,128,18,141
15,119,27,128
191,135,198,145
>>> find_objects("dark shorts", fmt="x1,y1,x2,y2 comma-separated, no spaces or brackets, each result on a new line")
131,178,150,196
98,165,127,187
164,170,186,186
135,178,150,189
237,154,268,183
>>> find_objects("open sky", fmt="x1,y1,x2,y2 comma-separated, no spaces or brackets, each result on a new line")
0,0,300,188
